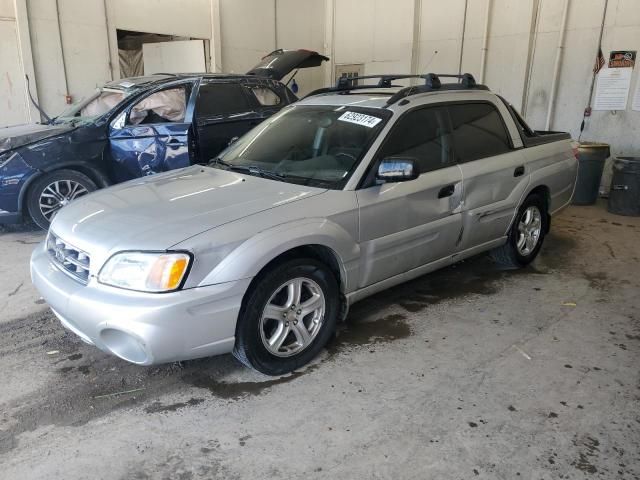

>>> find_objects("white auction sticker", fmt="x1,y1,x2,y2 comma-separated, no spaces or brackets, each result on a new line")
337,111,382,128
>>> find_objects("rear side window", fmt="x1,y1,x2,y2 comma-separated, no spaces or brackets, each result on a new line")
196,82,250,116
377,107,452,174
250,87,281,106
448,103,512,162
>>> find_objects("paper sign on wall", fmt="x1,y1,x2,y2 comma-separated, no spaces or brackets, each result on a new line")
632,77,640,111
593,68,632,110
608,50,636,68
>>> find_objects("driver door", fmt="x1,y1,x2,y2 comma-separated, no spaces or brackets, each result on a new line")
108,81,195,182
356,106,463,288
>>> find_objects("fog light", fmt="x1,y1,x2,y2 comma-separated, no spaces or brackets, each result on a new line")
100,328,149,364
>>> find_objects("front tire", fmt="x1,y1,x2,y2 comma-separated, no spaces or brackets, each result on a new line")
233,258,339,376
27,170,97,230
490,193,547,268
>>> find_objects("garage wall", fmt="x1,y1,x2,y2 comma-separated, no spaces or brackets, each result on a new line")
334,0,415,79
219,0,275,74
28,0,111,119
326,0,640,156
275,0,327,95
525,0,640,155
6,0,640,155
0,1,30,127
26,0,214,119
218,0,326,95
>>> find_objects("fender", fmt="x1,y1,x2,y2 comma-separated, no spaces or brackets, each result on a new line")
39,161,111,188
198,217,360,292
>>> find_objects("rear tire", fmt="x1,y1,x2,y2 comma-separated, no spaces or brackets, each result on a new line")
233,258,339,376
27,170,97,230
490,193,547,268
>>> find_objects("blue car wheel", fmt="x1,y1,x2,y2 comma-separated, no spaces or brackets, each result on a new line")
27,169,97,230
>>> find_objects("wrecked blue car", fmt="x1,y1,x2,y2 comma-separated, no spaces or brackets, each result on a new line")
0,49,328,229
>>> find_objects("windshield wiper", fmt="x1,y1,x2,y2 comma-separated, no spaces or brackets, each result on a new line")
209,157,286,182
232,165,287,182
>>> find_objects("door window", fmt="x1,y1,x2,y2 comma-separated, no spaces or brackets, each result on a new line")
448,103,512,162
195,82,251,117
377,107,452,174
128,86,188,125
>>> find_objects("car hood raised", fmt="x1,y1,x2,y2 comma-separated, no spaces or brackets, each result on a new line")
51,165,326,255
0,123,76,154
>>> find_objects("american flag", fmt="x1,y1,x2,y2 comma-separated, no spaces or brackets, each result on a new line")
593,48,605,74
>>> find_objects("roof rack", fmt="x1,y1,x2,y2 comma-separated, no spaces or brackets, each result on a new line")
386,73,489,105
303,73,489,104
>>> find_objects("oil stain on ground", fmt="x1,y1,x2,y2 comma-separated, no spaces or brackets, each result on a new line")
347,253,547,319
145,397,204,414
182,368,307,400
571,435,600,474
329,313,411,351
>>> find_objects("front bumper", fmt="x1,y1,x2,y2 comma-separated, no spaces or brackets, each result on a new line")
30,243,252,365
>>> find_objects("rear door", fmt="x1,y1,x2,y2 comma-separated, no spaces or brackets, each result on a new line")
108,81,195,181
356,106,463,288
193,80,262,162
450,101,529,250
246,49,329,80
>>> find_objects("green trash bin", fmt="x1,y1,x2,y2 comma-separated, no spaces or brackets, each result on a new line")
572,142,610,205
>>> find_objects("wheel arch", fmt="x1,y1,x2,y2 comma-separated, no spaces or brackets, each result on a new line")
19,163,110,221
238,243,349,327
525,184,551,233
39,162,111,188
18,162,111,214
249,243,344,291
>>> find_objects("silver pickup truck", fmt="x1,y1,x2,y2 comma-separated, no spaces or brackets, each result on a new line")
31,73,577,375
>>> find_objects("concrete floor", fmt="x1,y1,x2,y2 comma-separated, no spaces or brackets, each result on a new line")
0,202,638,479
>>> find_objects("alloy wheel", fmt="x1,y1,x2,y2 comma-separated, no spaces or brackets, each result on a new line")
516,205,542,256
39,180,89,221
259,277,326,357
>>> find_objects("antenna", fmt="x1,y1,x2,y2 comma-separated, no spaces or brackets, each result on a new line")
25,75,52,124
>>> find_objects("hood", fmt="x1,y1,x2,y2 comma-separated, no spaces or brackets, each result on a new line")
0,123,76,155
246,49,329,80
50,165,326,256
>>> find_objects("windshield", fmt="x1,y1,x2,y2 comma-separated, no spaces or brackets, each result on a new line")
56,88,131,122
214,105,390,188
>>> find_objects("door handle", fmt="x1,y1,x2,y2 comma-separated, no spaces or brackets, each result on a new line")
514,166,525,177
438,184,456,199
166,137,187,148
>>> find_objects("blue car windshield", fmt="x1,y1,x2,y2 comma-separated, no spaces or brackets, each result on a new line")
214,105,391,188
55,88,131,123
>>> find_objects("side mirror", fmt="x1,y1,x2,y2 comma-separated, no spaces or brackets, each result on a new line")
376,157,419,182
228,136,239,147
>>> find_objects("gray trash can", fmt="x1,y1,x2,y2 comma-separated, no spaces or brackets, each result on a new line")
572,142,610,205
608,156,640,216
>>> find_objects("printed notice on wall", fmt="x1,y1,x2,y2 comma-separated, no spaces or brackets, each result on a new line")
593,68,632,110
632,77,640,111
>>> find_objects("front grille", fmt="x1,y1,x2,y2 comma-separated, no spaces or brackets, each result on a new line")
46,233,91,284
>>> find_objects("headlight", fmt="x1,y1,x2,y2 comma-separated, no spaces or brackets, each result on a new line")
98,252,191,292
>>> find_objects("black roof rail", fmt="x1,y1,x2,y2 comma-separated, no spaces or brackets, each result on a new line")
303,74,439,98
386,73,489,105
304,72,488,103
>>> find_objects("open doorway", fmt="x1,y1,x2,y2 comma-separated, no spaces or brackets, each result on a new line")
116,29,208,77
